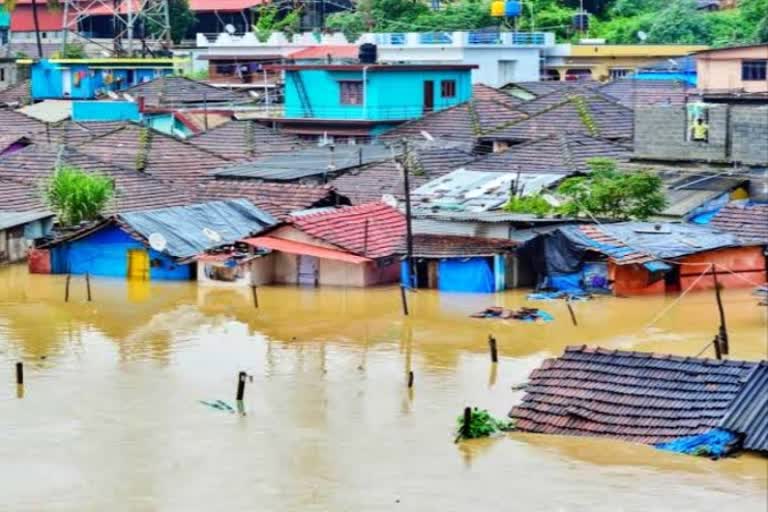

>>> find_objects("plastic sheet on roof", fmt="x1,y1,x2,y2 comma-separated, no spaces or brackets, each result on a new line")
118,199,276,259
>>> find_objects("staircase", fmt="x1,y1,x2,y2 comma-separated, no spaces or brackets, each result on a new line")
292,72,314,118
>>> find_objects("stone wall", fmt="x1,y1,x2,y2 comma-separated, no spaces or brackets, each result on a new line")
634,104,768,166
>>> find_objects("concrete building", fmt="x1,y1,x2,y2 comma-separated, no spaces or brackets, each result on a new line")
0,211,54,264
192,31,556,87
694,44,768,93
0,57,17,90
543,43,708,82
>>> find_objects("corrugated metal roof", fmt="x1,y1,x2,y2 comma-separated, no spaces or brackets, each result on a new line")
412,169,564,213
412,210,573,224
720,362,768,452
509,345,760,445
0,210,54,231
212,144,393,181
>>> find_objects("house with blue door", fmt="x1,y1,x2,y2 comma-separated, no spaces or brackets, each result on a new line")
30,58,176,101
34,200,276,281
263,62,477,142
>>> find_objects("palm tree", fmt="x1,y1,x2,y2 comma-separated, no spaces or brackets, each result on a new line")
3,0,59,58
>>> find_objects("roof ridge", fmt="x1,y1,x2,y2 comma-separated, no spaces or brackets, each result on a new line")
292,201,391,221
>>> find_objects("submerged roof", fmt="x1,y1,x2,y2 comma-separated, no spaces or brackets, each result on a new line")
212,144,392,181
720,362,768,452
290,202,405,258
400,233,516,258
710,203,768,244
0,210,53,231
118,199,276,259
510,345,759,444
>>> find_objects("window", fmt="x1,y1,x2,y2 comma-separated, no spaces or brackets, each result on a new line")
742,60,767,81
441,79,456,98
339,80,363,105
0,68,5,82
609,68,632,80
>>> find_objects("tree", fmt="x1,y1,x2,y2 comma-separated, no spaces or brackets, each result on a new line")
253,5,302,43
556,158,666,221
740,0,768,43
503,194,554,217
55,42,87,59
44,166,114,227
167,0,196,44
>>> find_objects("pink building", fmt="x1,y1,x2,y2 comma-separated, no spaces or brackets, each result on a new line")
695,44,768,93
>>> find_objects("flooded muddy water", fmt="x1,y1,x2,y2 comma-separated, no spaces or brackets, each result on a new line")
0,264,766,511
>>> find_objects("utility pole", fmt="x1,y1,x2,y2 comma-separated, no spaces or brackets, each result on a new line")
400,138,415,289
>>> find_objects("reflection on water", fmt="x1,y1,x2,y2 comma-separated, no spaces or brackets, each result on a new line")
0,263,766,511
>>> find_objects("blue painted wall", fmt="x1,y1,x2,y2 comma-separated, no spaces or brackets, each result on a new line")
72,101,141,122
146,113,194,138
31,60,173,100
51,225,193,280
283,67,472,120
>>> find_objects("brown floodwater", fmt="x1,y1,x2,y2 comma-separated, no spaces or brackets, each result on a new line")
0,263,766,511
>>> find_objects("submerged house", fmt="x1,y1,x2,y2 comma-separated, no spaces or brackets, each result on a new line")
519,222,766,296
34,200,276,280
262,62,477,142
510,346,768,454
243,202,405,287
0,211,54,264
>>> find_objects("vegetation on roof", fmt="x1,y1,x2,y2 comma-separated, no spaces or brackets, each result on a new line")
44,166,114,227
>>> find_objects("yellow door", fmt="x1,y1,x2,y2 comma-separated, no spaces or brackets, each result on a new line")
127,249,150,280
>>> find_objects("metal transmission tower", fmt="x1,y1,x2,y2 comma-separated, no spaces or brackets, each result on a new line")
61,0,172,57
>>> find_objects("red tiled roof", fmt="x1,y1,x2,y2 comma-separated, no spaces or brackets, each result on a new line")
0,177,47,212
471,83,523,108
188,0,266,11
711,203,768,243
402,234,517,258
187,120,302,161
9,5,68,31
290,202,405,258
288,45,358,60
243,236,372,264
509,345,759,445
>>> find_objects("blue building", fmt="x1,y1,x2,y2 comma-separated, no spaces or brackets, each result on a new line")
39,200,276,281
634,56,698,86
264,63,477,142
30,58,176,100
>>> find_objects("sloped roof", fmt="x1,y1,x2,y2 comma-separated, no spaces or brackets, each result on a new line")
0,108,46,138
74,123,230,187
465,133,631,174
188,0,266,11
0,80,31,106
710,203,768,243
0,134,31,154
196,179,343,219
0,210,54,231
288,45,358,60
187,120,302,161
720,362,768,452
517,85,608,116
381,98,527,145
0,144,191,213
118,199,276,258
329,146,474,204
598,78,692,108
30,120,129,145
290,202,405,258
482,93,634,142
471,83,524,107
401,233,516,257
509,345,759,444
0,177,47,212
121,76,251,107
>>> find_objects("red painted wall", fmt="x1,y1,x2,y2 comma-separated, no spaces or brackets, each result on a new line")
27,248,51,274
609,262,666,296
680,246,767,291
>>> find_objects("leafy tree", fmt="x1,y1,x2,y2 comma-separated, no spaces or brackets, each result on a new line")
503,194,554,217
740,0,768,42
556,158,666,221
55,42,87,59
167,0,196,44
644,0,711,44
44,167,114,227
253,5,302,42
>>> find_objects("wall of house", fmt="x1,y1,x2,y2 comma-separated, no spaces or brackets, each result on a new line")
50,225,193,280
696,46,768,92
679,246,767,291
250,253,275,285
72,100,140,122
284,68,472,121
0,61,17,90
608,262,666,296
634,105,768,165
197,261,253,286
0,225,27,263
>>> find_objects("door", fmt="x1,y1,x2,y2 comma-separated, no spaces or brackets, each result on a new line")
498,61,517,85
297,255,318,287
62,69,72,97
423,80,434,113
127,249,150,280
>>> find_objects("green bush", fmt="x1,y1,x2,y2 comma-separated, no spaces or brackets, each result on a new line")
44,166,114,226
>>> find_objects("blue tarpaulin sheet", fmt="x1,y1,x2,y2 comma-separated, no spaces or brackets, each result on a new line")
547,272,583,292
643,260,673,272
656,429,738,457
438,258,494,293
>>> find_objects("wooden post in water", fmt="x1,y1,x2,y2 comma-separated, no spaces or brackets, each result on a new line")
251,284,259,309
85,272,92,302
407,370,414,388
712,265,729,355
236,371,247,401
64,274,71,302
15,362,23,385
566,298,578,326
488,335,498,363
712,334,722,360
462,407,472,438
400,284,409,316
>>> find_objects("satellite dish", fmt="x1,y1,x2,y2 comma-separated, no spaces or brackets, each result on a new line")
148,232,167,252
202,227,222,243
637,31,648,42
420,130,435,142
224,24,236,35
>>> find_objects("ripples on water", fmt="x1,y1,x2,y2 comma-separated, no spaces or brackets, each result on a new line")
0,264,766,511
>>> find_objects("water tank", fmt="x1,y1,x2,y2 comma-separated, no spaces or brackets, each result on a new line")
359,43,377,64
491,0,505,17
573,12,589,31
504,0,522,17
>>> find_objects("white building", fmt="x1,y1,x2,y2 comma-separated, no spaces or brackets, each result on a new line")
190,31,557,87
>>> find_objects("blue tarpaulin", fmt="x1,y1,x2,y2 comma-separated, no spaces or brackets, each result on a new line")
438,257,494,293
656,429,738,457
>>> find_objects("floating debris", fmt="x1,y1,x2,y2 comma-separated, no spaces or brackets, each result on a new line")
455,408,514,442
527,290,592,301
470,307,553,323
199,400,236,413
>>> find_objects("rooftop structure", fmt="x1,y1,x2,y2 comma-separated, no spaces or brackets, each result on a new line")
693,44,768,93
710,203,768,244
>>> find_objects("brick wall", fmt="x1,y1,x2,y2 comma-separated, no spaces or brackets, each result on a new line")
634,104,768,166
